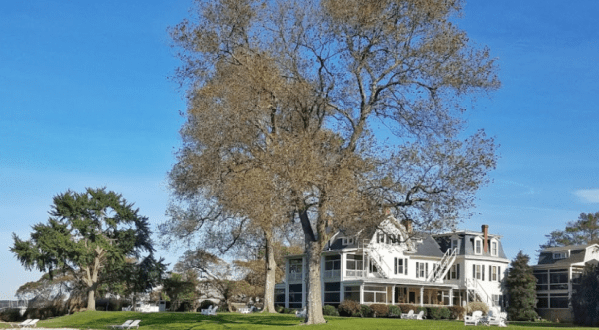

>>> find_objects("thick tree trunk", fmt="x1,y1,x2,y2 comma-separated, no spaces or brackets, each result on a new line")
262,230,278,313
86,288,96,310
304,240,326,324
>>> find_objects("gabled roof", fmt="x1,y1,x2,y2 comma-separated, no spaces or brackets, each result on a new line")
536,249,586,266
407,235,444,258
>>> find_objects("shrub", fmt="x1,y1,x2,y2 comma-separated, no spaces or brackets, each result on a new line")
369,304,389,317
0,309,24,322
338,300,361,317
322,305,339,316
427,307,451,319
388,305,401,318
397,304,418,314
416,306,428,318
466,301,489,315
448,306,466,320
275,305,285,313
360,304,373,317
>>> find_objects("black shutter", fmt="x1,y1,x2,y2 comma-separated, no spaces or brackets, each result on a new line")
426,263,429,278
395,257,397,274
473,265,476,278
416,262,419,278
498,266,501,281
482,265,485,281
405,258,408,275
489,265,492,281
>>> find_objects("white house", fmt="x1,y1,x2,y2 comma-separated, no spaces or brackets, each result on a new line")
533,244,599,322
275,216,509,310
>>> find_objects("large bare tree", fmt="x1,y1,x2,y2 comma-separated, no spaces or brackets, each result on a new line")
169,0,499,324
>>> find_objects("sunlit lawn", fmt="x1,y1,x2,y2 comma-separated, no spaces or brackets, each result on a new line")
0,311,596,329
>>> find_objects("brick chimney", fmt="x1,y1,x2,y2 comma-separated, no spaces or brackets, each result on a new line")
482,224,489,253
402,219,413,234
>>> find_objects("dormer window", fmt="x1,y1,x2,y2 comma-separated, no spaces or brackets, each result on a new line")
475,237,483,255
342,237,354,245
553,251,567,259
491,240,498,256
452,238,460,253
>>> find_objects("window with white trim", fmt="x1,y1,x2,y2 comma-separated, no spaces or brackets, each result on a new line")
475,238,482,255
553,252,567,259
342,237,354,245
492,266,498,281
491,241,498,256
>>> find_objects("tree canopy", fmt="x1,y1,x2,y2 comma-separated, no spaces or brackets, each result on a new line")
169,0,499,323
541,212,599,249
11,188,164,310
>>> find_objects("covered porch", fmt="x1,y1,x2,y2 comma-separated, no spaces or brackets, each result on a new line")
342,279,464,307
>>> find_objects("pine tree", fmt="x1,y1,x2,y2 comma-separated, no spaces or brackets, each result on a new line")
571,263,599,326
506,251,538,321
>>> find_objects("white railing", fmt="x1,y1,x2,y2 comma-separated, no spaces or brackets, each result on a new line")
366,243,394,278
467,278,490,305
345,270,366,277
427,247,457,282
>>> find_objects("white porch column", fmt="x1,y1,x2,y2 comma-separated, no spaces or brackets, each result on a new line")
449,288,454,306
420,287,424,306
360,283,364,304
340,282,344,303
392,286,395,304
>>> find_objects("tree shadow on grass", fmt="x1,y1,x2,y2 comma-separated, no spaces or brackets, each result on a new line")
509,321,579,328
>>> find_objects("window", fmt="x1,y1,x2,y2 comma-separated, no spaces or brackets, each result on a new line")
492,294,501,307
377,232,385,243
288,259,303,281
342,237,354,245
363,286,387,303
536,293,548,309
324,255,341,279
475,238,482,254
452,239,458,252
394,258,405,275
324,282,341,305
491,241,498,256
474,264,481,280
553,252,567,259
344,286,360,302
492,266,497,281
550,294,569,308
288,284,303,309
549,269,569,290
275,288,285,305
534,270,549,291
416,262,428,278
345,255,364,277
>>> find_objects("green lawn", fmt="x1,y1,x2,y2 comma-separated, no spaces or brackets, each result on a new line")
0,311,596,330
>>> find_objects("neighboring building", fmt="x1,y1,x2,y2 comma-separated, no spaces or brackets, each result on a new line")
275,216,509,310
533,244,599,322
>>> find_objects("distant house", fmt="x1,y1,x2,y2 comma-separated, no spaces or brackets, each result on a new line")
533,244,599,322
275,216,509,310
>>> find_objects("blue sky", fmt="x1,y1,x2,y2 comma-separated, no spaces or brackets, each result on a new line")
1,0,598,299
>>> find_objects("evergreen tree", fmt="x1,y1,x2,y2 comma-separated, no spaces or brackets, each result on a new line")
571,263,599,326
11,188,164,310
506,251,538,321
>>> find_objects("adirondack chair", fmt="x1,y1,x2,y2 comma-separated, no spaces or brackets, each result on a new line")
413,311,425,320
295,307,306,318
108,320,133,329
484,309,508,327
464,311,483,326
201,305,214,315
238,306,251,314
400,310,414,319
122,320,141,329
201,305,217,316
22,319,40,328
13,319,32,328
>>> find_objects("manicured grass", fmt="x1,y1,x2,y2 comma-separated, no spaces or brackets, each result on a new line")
2,311,595,330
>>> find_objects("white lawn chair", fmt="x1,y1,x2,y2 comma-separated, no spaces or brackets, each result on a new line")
238,306,251,314
22,319,39,328
201,305,217,316
108,320,133,329
401,310,414,319
122,320,141,329
413,311,425,320
464,311,483,326
295,307,306,318
13,319,32,328
485,310,508,327
201,305,214,315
